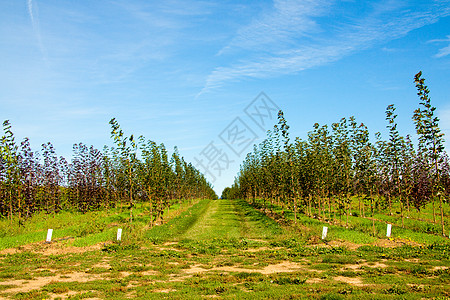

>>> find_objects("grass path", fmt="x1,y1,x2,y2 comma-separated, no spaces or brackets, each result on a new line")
181,199,249,240
177,198,282,241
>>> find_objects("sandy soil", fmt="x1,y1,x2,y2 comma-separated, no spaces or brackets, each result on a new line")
0,240,104,256
183,260,307,275
0,272,105,294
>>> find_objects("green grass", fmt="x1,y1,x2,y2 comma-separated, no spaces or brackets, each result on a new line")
249,197,449,247
145,199,211,243
0,199,199,250
0,198,449,299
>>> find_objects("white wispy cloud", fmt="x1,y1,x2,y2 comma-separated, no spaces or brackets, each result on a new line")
199,0,450,96
27,0,47,60
428,35,450,57
218,0,327,55
43,0,216,86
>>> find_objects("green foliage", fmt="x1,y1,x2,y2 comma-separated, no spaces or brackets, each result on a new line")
225,72,449,243
0,118,217,223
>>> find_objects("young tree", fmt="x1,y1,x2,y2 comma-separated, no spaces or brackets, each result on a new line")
333,117,352,224
413,71,446,236
0,120,20,221
109,118,137,222
385,104,406,226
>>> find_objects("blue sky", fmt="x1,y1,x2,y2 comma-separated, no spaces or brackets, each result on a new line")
1,0,450,195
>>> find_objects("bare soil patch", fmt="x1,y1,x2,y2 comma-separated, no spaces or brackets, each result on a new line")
245,246,281,252
0,272,104,294
0,241,104,256
333,276,365,286
373,237,422,248
154,288,177,293
344,261,388,270
142,270,159,276
432,266,449,271
306,278,324,284
93,261,111,269
0,248,20,255
183,261,306,275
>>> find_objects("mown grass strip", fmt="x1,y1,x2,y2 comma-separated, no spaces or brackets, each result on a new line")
233,198,282,240
181,199,243,240
145,199,211,243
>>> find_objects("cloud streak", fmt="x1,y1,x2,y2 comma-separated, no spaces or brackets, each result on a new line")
428,35,450,57
199,0,450,96
27,0,47,60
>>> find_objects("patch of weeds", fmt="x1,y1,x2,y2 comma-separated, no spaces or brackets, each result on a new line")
0,284,16,291
411,265,428,275
384,266,397,274
13,290,48,300
106,284,128,295
361,266,386,278
337,286,354,295
215,260,235,267
338,270,359,277
34,269,55,277
384,284,407,295
150,250,183,258
357,245,386,254
427,243,450,260
320,293,345,300
322,255,357,264
0,272,14,279
73,216,107,237
234,272,264,282
272,276,307,285
214,285,227,294
101,242,140,253
42,282,70,294
270,237,305,248
4,251,39,264
316,246,348,255
312,263,339,271
435,268,450,279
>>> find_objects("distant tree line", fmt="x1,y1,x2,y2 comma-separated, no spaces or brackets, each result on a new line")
223,72,449,236
0,118,216,224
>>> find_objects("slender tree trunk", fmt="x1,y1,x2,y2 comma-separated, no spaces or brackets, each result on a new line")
129,165,133,223
294,194,297,223
148,189,153,228
308,194,312,217
318,196,322,219
371,197,376,236
328,196,332,220
332,196,336,222
388,194,392,216
406,196,410,213
9,189,13,224
439,194,445,236
400,196,404,228
432,200,436,223
293,197,297,223
359,197,362,216
167,197,170,223
346,193,350,227
362,198,365,218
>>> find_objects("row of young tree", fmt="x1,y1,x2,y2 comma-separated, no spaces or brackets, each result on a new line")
223,72,449,236
0,118,216,224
